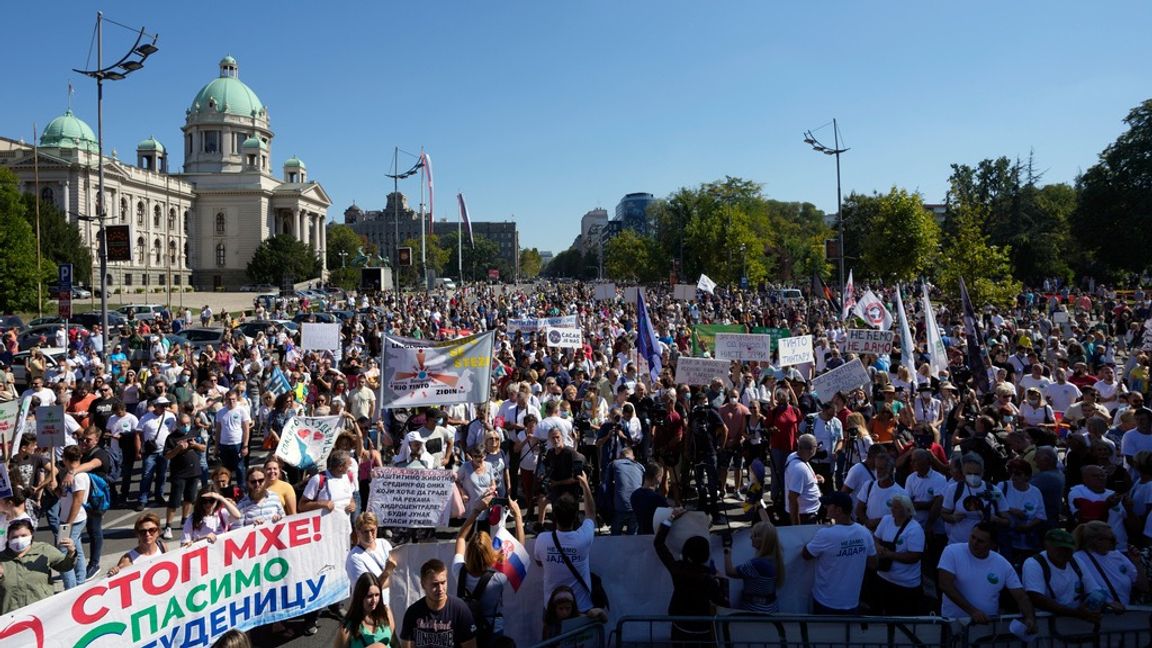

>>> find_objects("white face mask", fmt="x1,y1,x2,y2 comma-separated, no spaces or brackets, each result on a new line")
964,474,983,488
7,536,32,553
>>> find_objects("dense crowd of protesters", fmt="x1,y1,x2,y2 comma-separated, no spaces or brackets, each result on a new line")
1,279,1151,645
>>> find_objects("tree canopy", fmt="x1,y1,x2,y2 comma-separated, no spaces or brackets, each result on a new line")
848,188,940,283
0,168,52,312
519,248,542,279
246,234,320,287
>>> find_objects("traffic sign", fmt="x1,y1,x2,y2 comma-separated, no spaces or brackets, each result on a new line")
58,264,73,293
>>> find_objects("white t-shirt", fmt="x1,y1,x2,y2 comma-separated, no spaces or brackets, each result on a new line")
346,538,394,599
516,429,543,473
942,480,1005,544
302,470,357,514
533,518,595,612
61,472,90,526
804,522,876,610
1075,550,1138,605
1122,429,1152,463
215,405,251,446
874,514,925,588
1044,382,1082,414
783,454,821,516
1067,485,1128,550
1022,552,1090,607
1093,380,1126,412
136,410,176,449
538,416,577,449
856,480,908,524
842,463,874,496
1018,375,1052,395
938,544,1020,618
905,470,948,534
106,412,139,439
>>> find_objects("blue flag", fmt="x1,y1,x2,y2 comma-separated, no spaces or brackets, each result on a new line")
635,289,663,382
264,366,291,397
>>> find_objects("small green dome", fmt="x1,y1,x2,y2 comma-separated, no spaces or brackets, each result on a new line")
241,135,267,151
189,56,265,119
137,135,165,153
284,155,305,169
40,109,99,153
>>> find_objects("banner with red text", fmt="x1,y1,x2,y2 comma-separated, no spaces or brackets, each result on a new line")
0,511,350,648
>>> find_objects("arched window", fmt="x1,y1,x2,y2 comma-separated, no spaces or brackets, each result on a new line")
120,197,128,222
184,241,190,268
153,238,162,264
135,237,145,263
40,187,54,206
184,210,191,234
215,212,226,234
136,201,145,226
215,243,226,267
168,240,177,264
168,208,176,230
153,205,161,228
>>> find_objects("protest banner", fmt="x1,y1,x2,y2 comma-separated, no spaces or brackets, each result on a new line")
777,335,814,367
300,322,341,351
750,326,792,352
506,315,578,334
544,326,582,349
843,329,895,355
0,463,11,499
690,324,743,356
367,467,457,527
713,333,772,362
593,283,616,300
379,331,494,408
811,358,871,400
674,357,731,386
35,405,66,447
13,396,32,444
673,284,697,301
623,286,640,304
0,399,19,448
274,415,343,470
0,511,349,648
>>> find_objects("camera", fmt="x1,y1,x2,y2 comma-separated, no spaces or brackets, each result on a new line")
720,531,733,548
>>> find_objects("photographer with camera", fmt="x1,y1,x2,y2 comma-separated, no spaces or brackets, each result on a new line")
942,453,1006,545
651,389,685,504
536,428,587,529
686,390,726,523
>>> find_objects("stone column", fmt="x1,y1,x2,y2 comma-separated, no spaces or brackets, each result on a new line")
319,215,327,278
295,208,304,242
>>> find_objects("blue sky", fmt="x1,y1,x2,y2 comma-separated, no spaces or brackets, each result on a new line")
4,2,1149,252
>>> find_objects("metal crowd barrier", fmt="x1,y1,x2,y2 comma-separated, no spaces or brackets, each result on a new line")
532,619,608,648
606,608,1152,648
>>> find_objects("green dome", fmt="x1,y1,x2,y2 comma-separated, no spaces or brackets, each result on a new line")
241,135,267,150
284,155,305,169
137,135,165,153
189,57,265,119
40,109,98,153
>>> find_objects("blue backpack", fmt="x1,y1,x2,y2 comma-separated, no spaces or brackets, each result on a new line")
84,473,112,513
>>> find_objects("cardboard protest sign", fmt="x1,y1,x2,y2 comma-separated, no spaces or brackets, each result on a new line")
713,333,772,362
594,283,616,300
673,284,697,301
623,287,640,304
777,335,814,367
811,358,871,400
544,327,582,349
506,315,578,334
274,415,343,470
379,332,494,408
368,467,457,527
843,329,895,355
0,511,349,647
35,405,66,447
674,357,731,386
0,399,19,448
300,323,341,351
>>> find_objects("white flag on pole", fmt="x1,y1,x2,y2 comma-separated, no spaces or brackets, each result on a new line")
853,289,893,330
697,274,717,294
921,285,949,376
842,269,856,321
894,286,918,387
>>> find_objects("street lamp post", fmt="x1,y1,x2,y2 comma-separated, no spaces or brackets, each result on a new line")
339,251,349,268
73,11,158,372
804,119,849,298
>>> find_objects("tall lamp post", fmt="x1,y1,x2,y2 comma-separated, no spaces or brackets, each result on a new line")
73,11,158,372
803,119,849,297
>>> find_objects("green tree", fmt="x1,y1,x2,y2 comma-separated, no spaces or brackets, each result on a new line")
246,234,320,287
519,248,542,279
21,194,93,287
441,232,506,282
852,188,940,283
1074,99,1152,279
603,229,666,283
325,224,371,290
542,248,586,279
935,202,1020,307
398,235,450,286
0,168,51,311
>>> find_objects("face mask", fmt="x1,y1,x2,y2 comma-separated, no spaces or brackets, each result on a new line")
8,536,32,553
965,474,983,488
560,412,569,419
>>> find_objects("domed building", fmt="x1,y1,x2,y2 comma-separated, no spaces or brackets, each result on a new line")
0,55,330,291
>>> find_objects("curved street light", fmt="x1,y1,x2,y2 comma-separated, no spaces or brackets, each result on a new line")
803,119,849,300
72,12,158,371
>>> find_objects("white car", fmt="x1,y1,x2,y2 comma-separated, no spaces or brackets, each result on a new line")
9,347,67,391
116,304,167,322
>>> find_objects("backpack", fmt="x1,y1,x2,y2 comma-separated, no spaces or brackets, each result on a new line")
84,473,112,513
457,564,498,643
688,410,715,459
1034,552,1085,600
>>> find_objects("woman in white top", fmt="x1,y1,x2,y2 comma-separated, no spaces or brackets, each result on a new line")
995,459,1047,564
1073,520,1147,608
868,493,925,615
1017,388,1054,428
107,513,166,577
181,488,242,546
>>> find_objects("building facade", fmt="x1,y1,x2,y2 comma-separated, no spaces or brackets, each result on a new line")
0,55,330,291
614,192,656,236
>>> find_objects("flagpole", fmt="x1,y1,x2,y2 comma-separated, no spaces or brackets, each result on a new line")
457,213,462,285
419,147,427,291
34,123,43,318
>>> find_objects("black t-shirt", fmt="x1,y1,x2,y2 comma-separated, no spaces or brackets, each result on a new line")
82,446,112,479
164,429,201,479
91,397,120,432
630,487,669,534
11,452,49,490
400,596,476,648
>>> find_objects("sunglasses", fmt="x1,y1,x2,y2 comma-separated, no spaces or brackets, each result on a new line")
137,527,160,535
248,479,265,485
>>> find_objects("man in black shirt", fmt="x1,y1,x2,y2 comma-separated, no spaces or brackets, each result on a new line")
401,559,477,648
90,381,119,432
537,428,584,528
162,412,205,540
630,462,669,534
75,427,112,580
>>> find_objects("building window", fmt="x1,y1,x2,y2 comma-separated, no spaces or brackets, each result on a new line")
168,208,176,230
203,131,219,153
184,242,189,268
153,205,161,228
215,212,226,234
168,240,177,264
135,237,145,263
120,197,128,222
215,243,226,267
185,134,192,156
136,201,145,226
143,274,150,286
106,273,113,286
153,239,162,264
40,187,54,206
158,274,165,285
125,273,133,286
184,210,191,234
173,275,181,286
234,133,248,152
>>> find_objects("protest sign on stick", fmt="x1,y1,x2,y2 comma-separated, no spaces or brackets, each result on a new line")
368,467,457,527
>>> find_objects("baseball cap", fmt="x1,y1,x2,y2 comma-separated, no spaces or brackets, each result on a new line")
820,492,853,511
1044,528,1076,549
152,396,171,406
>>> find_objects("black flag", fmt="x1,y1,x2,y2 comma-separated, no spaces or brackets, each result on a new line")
958,277,990,394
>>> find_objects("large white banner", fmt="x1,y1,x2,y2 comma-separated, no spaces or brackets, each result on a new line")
674,357,731,386
367,467,456,528
811,358,871,400
506,315,578,334
300,322,341,351
713,333,772,362
544,326,582,349
777,335,814,367
379,332,495,408
593,284,616,301
0,511,349,648
273,415,343,470
843,329,895,355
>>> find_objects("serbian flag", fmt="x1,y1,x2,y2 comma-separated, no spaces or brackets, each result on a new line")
491,526,530,591
636,289,663,382
842,269,856,321
457,193,475,246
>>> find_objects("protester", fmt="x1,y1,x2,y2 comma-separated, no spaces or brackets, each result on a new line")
237,467,286,526
400,559,477,648
654,508,729,643
532,474,596,612
453,494,524,647
802,491,876,614
0,519,76,613
867,493,925,615
1022,528,1107,622
106,513,167,577
1073,520,1147,608
182,487,241,545
724,509,783,613
938,522,1037,629
785,434,822,525
337,572,395,648
541,585,607,640
347,512,397,600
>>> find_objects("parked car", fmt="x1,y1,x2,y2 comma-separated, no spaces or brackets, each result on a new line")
769,288,804,305
116,304,168,322
71,287,93,299
9,347,66,391
71,311,128,330
178,327,252,352
0,315,25,330
17,324,85,351
292,311,338,324
236,320,296,340
27,317,65,328
329,310,356,322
